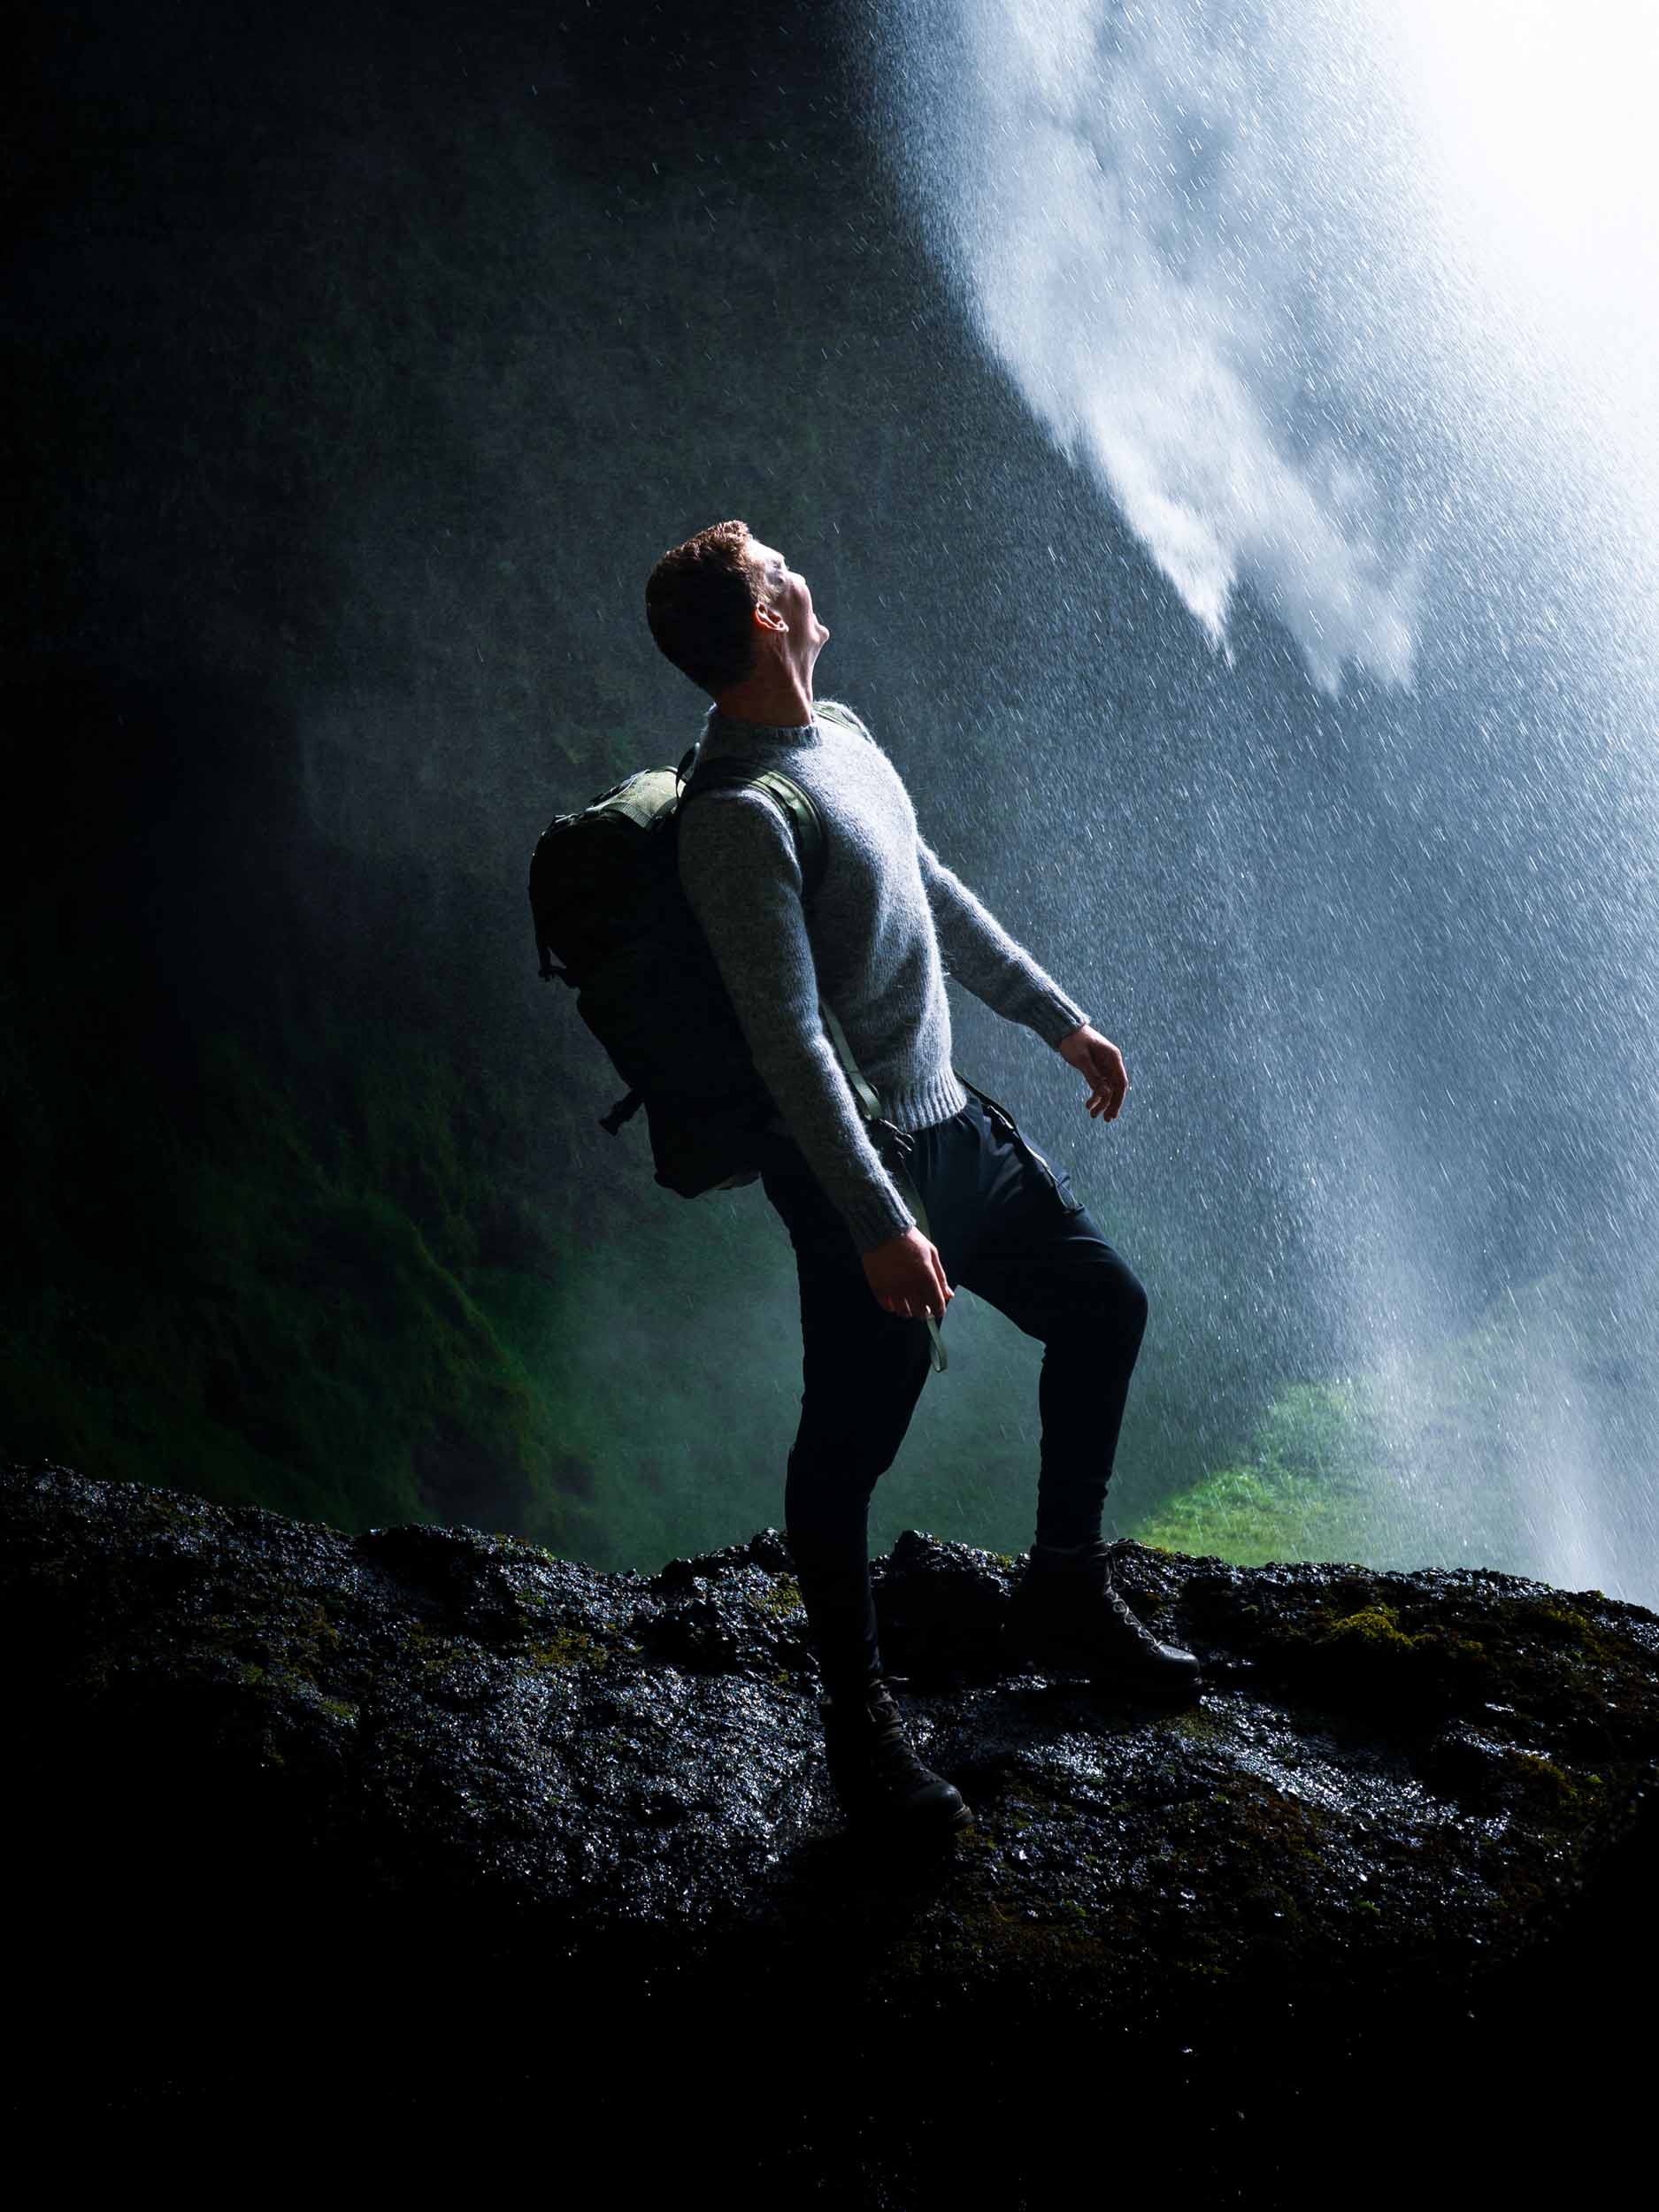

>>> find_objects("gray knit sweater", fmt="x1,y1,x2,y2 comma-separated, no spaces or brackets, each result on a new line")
675,698,1091,1254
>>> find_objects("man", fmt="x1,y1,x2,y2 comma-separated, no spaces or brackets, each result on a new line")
647,518,1200,1843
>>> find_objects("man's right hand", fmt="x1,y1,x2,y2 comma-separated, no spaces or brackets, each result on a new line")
861,1227,954,1319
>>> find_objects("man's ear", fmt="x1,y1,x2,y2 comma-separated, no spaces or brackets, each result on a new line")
752,600,788,635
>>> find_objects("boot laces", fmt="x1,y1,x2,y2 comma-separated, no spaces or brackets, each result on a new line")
1047,1549,1157,1647
1104,1577,1145,1632
864,1689,937,1790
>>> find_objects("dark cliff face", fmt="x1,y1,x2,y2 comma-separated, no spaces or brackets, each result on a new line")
7,1463,1656,2196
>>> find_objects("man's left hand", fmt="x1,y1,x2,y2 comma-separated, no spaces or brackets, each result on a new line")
1057,1025,1128,1121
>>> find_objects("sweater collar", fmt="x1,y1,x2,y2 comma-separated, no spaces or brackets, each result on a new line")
700,704,823,757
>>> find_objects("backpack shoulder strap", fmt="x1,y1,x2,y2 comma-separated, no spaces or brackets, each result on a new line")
678,763,827,902
811,697,875,743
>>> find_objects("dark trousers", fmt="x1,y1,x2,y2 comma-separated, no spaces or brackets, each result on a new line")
760,1085,1148,1696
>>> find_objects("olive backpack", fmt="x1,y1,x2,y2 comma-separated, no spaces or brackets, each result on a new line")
527,702,948,1368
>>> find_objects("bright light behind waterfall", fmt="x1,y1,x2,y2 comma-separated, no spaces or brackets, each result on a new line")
1384,0,1659,320
1373,0,1659,658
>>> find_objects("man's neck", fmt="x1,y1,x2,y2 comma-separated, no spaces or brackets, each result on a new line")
710,672,815,727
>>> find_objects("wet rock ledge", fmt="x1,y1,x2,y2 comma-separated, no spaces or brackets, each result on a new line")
6,1462,1656,2196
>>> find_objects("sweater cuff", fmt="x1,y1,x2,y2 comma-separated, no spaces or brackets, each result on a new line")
842,1180,918,1256
1030,992,1092,1050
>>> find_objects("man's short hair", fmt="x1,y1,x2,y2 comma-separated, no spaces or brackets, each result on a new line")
645,518,770,695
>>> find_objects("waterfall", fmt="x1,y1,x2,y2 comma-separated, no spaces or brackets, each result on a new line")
883,0,1659,1599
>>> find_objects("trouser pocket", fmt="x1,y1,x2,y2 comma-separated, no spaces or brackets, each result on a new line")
957,1076,1087,1216
1020,1139,1086,1215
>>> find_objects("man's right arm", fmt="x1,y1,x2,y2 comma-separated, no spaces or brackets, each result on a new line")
677,787,917,1255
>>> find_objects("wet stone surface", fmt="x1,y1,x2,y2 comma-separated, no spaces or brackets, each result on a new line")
6,1464,1656,2192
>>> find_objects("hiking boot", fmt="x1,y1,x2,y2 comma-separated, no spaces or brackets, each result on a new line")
819,1673,973,1838
1003,1539,1202,1698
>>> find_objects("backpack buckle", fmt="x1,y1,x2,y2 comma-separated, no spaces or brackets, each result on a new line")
870,1118,914,1167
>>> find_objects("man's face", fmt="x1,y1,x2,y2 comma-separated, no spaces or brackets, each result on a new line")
749,538,830,664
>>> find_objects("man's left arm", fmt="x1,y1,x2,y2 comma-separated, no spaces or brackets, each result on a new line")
917,836,1129,1120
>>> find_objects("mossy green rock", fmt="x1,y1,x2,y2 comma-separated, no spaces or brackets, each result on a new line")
6,1463,1655,2196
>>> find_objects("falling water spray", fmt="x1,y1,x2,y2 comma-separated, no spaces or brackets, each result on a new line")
883,0,1659,1599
